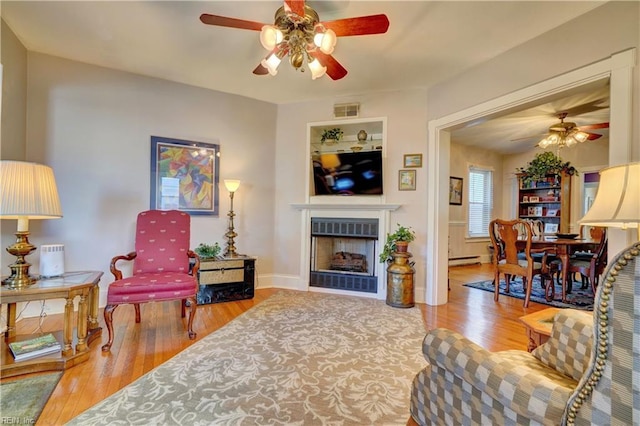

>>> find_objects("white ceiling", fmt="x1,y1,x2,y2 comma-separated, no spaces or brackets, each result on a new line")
451,82,610,155
2,1,610,153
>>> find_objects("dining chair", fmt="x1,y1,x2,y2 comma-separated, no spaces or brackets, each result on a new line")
563,226,608,294
489,219,555,307
101,210,200,352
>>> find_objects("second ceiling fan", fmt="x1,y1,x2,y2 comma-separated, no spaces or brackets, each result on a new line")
200,0,389,80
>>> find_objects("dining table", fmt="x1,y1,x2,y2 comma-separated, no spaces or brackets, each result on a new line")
517,236,599,303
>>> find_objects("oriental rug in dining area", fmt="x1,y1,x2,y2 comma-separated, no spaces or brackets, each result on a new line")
68,290,427,425
464,276,594,310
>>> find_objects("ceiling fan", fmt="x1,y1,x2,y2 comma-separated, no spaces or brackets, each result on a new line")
537,112,609,149
199,0,390,80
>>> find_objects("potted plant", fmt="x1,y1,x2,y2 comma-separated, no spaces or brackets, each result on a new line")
379,223,416,263
194,242,221,259
320,128,343,145
517,151,578,184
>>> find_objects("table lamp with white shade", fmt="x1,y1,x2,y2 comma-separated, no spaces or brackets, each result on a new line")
579,162,640,241
0,161,63,289
223,179,241,257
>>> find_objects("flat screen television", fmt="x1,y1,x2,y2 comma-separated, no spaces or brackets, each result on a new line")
312,150,383,196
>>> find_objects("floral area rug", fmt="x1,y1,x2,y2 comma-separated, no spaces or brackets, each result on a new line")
68,290,427,425
464,276,594,310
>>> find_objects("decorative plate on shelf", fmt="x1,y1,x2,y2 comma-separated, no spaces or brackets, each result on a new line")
555,233,579,239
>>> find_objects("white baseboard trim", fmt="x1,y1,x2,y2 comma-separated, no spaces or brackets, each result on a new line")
448,256,480,266
255,273,301,290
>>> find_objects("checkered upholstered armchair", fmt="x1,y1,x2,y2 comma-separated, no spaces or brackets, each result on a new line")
410,242,639,425
101,210,200,352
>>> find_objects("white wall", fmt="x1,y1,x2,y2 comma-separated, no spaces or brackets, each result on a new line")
0,19,27,161
9,53,278,313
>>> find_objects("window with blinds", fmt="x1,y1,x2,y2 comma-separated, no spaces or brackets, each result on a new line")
467,166,493,238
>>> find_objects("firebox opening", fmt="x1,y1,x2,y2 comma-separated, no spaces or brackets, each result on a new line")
309,217,379,293
311,237,375,276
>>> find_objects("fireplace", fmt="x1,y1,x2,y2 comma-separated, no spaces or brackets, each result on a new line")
310,218,378,293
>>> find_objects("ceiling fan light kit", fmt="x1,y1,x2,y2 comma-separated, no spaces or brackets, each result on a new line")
537,112,601,150
200,0,389,81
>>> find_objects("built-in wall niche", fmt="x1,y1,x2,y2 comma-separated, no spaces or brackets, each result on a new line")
308,117,386,200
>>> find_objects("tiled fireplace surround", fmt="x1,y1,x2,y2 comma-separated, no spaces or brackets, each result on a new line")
293,203,400,299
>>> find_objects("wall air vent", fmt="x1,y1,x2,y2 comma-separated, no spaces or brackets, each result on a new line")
333,103,360,118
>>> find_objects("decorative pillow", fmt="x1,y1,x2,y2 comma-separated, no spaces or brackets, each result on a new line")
532,310,593,382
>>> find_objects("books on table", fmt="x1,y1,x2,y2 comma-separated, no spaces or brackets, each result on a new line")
8,333,61,361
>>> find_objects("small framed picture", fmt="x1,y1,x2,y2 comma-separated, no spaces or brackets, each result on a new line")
403,153,423,168
544,223,559,234
546,209,558,217
398,170,416,191
529,196,540,202
449,177,463,205
522,196,529,202
528,206,543,216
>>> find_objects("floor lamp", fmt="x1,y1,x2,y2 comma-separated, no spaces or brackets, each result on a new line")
579,162,640,243
0,161,63,289
223,179,241,257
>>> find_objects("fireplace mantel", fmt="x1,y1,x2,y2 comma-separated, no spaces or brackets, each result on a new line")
292,203,401,211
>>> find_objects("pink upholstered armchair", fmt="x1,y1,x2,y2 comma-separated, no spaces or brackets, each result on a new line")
101,210,200,352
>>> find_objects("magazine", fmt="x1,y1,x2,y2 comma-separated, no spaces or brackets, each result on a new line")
8,333,61,361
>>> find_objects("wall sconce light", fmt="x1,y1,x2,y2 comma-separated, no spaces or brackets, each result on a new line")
0,161,63,289
223,179,241,257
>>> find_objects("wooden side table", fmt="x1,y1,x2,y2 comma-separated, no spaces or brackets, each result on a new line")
1,271,103,378
519,308,562,352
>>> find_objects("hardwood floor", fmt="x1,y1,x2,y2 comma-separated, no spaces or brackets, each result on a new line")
7,263,550,425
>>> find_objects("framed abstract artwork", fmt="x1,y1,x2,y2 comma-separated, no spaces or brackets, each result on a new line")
150,136,220,216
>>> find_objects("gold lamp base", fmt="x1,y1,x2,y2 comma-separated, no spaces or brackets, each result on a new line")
2,231,38,290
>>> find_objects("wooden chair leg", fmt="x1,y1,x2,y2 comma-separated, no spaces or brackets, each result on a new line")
134,303,141,323
494,271,501,301
590,270,598,294
181,299,186,318
101,304,117,352
186,297,197,340
523,274,533,308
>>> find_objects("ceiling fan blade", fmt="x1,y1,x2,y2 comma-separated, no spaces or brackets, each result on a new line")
322,14,390,37
313,51,348,80
578,122,609,131
586,132,603,141
253,64,269,75
199,13,265,31
284,0,306,19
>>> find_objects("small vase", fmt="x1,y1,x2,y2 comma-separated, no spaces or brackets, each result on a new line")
324,139,337,146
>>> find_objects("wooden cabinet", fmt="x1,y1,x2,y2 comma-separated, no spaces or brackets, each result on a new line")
196,257,255,304
517,171,571,233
